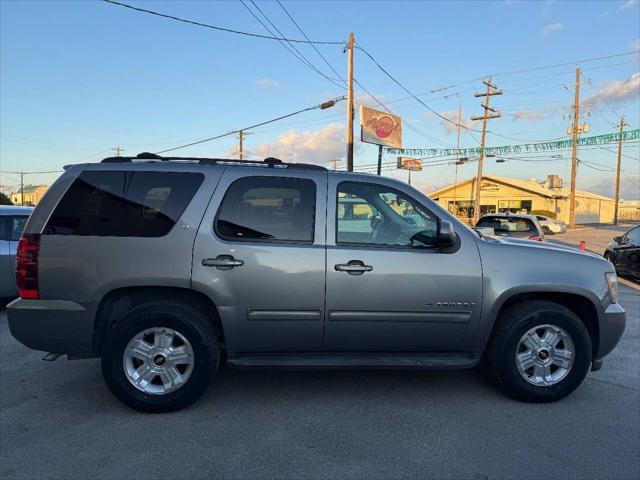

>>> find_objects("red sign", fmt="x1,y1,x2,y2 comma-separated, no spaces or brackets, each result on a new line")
397,157,422,171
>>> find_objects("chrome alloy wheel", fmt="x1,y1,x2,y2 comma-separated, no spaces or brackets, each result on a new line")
515,324,575,387
123,327,194,395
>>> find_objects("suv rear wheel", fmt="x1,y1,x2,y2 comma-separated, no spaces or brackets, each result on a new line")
101,300,219,412
486,300,592,402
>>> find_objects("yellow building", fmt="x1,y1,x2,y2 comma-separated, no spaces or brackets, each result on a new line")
428,175,616,225
10,185,49,206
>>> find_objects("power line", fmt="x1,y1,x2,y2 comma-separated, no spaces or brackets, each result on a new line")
593,143,640,162
276,1,346,86
101,0,343,44
155,96,345,154
0,170,61,174
355,42,484,132
239,0,342,87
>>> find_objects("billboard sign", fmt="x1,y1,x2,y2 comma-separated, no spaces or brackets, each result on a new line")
360,106,402,148
396,157,422,171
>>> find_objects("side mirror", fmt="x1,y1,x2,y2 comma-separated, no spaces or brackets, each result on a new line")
613,235,623,244
438,220,458,248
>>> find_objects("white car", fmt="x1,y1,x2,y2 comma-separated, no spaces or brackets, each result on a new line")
0,205,33,298
535,215,567,235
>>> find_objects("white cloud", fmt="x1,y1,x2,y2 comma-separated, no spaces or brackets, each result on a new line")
254,78,280,89
511,109,545,122
433,110,479,135
589,177,640,200
632,38,640,50
619,0,638,10
589,73,640,105
250,123,352,166
540,22,563,38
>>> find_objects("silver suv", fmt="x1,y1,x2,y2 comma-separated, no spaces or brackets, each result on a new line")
8,154,626,412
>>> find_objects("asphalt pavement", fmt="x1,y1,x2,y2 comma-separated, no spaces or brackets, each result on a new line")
1,225,638,480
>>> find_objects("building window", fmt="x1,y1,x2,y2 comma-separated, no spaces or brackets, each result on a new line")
448,200,474,218
498,200,532,214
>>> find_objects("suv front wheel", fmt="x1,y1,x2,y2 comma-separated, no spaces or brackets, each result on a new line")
101,300,220,412
486,300,592,402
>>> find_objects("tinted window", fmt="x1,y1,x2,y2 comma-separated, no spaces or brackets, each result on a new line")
626,226,640,246
477,216,535,233
215,177,315,243
337,182,437,247
0,216,29,241
45,171,203,237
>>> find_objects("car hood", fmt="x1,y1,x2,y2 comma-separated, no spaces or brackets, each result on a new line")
482,235,601,258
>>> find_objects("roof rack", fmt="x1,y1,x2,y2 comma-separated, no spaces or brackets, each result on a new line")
100,152,326,171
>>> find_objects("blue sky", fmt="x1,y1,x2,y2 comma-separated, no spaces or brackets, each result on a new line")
1,0,639,198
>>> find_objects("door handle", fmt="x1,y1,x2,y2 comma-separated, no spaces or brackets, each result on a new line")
335,260,373,275
202,255,244,270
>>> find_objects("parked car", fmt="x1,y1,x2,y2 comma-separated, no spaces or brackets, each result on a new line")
604,225,639,281
476,213,546,241
0,205,33,298
8,154,625,412
535,215,567,235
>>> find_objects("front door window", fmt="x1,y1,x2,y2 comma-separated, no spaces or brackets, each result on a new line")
337,182,438,248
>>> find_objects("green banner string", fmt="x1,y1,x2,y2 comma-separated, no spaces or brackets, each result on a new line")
384,129,640,157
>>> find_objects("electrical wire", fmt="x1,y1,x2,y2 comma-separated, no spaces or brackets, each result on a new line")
101,0,343,44
155,96,345,154
276,0,347,86
239,0,342,87
355,42,484,133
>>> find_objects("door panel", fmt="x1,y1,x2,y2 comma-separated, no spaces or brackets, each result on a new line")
192,168,327,354
324,178,483,352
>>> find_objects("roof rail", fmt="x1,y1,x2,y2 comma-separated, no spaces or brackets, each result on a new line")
100,153,326,171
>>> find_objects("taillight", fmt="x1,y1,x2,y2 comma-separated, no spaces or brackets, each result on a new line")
16,234,40,299
529,235,543,242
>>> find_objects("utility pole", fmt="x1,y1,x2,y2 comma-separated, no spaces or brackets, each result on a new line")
453,102,462,213
568,67,581,229
471,78,502,224
20,171,24,206
238,130,244,160
330,159,341,170
614,116,628,225
112,146,124,157
237,130,253,160
346,32,355,172
376,145,383,175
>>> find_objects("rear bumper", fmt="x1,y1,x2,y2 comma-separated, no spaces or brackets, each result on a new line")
7,298,96,355
596,303,626,360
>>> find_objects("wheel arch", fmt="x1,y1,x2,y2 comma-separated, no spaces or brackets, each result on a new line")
93,286,225,356
482,289,601,360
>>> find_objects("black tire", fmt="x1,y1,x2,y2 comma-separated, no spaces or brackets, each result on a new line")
542,226,554,235
486,300,592,403
101,300,219,413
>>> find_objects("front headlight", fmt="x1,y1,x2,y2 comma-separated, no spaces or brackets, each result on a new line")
605,272,618,304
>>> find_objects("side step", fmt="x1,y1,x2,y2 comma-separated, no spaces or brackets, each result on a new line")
227,353,481,370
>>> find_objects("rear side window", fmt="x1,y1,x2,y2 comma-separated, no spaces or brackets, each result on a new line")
44,171,203,237
0,216,29,241
215,176,315,243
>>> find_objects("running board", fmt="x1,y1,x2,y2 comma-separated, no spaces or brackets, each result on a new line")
227,353,481,370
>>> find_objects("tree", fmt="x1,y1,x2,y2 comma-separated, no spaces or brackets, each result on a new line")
0,192,12,205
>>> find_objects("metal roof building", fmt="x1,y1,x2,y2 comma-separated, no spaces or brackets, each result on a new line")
428,175,616,225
